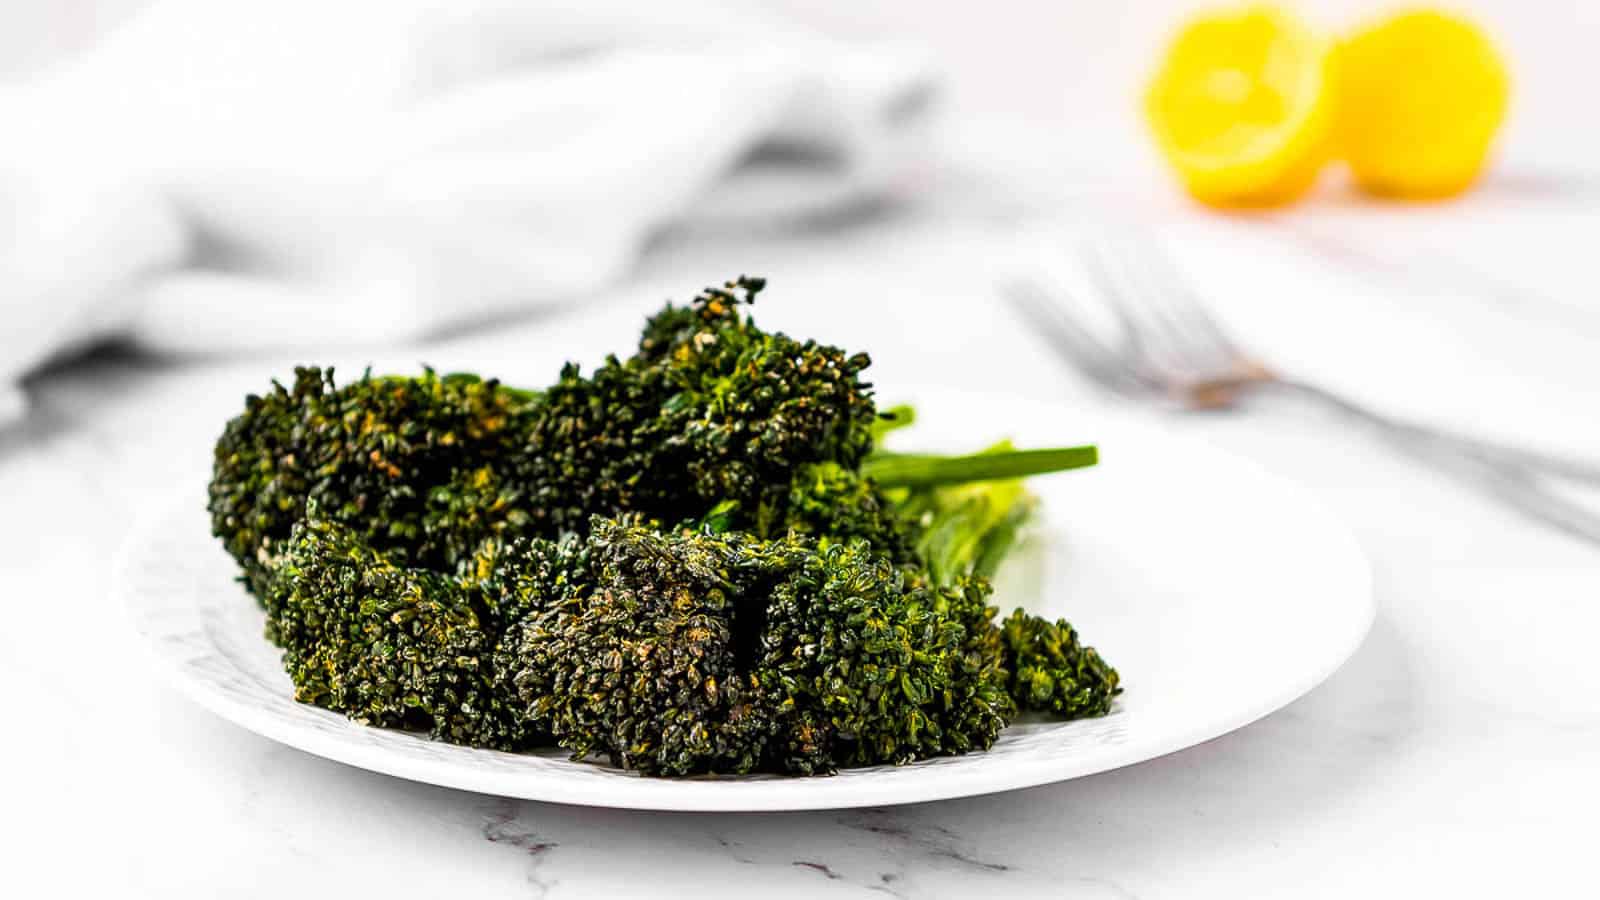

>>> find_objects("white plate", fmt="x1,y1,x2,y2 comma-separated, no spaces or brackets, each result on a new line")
117,393,1372,811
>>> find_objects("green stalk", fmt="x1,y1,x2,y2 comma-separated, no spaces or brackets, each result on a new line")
865,445,1098,489
970,496,1032,580
910,478,1033,585
884,440,1089,585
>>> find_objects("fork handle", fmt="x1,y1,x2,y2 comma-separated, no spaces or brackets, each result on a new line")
1270,380,1600,543
1275,380,1600,485
1379,425,1600,546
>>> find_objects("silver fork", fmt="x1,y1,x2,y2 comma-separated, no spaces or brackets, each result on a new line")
1006,230,1600,545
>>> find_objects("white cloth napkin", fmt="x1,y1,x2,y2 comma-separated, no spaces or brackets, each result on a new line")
0,0,938,423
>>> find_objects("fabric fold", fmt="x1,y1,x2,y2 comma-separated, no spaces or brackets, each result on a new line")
0,0,940,423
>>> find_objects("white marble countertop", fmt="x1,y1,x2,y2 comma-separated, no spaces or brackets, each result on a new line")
5,179,1600,897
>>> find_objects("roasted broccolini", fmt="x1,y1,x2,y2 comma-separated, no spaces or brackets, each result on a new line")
209,368,537,594
264,512,532,750
209,275,1120,777
999,609,1122,719
757,543,1014,773
517,276,878,535
498,519,780,775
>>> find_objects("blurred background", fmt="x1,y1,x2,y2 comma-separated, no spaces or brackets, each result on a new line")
2,0,1598,422
4,1,1597,168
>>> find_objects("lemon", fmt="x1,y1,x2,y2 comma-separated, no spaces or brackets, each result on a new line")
1335,9,1509,199
1145,6,1337,208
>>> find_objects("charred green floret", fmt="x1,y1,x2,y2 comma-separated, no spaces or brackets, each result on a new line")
498,519,782,775
209,367,538,594
650,277,878,506
756,544,1014,773
999,609,1121,719
706,461,915,563
263,514,532,750
519,276,879,535
498,519,1015,775
459,533,596,636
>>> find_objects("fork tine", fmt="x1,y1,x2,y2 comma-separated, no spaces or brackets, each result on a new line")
1098,231,1244,376
1003,279,1153,396
1080,237,1196,372
1074,239,1145,350
1135,234,1243,359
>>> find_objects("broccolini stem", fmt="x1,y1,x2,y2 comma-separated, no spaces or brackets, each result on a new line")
914,482,1024,585
970,499,1032,580
864,445,1098,488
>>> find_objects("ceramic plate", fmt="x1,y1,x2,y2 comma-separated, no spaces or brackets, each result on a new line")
118,392,1372,811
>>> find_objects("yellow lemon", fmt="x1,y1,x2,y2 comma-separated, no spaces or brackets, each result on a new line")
1145,6,1337,208
1335,9,1509,199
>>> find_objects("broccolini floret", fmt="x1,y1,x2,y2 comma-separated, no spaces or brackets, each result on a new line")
264,514,534,750
757,544,1014,772
730,460,915,562
460,532,596,635
517,276,879,534
999,609,1121,719
497,519,782,775
498,520,1016,775
209,368,538,594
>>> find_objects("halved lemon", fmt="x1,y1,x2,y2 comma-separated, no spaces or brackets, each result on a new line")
1335,9,1509,199
1145,6,1337,208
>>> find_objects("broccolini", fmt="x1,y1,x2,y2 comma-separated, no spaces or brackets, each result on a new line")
498,519,779,775
264,513,533,750
516,276,878,535
756,543,1014,773
209,275,1121,777
209,368,537,594
999,609,1122,719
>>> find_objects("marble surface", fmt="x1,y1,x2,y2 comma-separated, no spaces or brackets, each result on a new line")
4,194,1599,897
